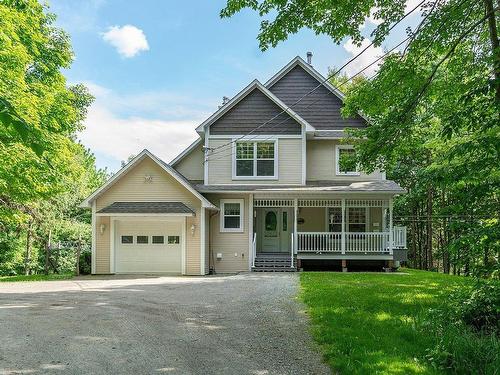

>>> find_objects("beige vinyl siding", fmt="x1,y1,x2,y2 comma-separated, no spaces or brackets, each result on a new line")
298,207,327,232
207,194,249,273
306,140,384,181
207,138,302,184
173,142,204,181
94,157,203,275
95,216,110,274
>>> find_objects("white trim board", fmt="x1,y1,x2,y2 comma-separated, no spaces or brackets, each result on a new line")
219,198,245,233
170,138,203,166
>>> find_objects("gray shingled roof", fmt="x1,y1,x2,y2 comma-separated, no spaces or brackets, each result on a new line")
194,180,404,193
97,202,195,214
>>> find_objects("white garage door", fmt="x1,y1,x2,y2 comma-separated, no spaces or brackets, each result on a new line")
115,219,183,273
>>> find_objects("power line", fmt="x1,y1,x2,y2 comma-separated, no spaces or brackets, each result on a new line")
205,0,428,156
204,36,412,163
204,0,474,165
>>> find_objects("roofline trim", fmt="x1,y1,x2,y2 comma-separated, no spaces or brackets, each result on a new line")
170,138,203,166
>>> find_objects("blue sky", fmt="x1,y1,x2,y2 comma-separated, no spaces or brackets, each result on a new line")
49,0,420,172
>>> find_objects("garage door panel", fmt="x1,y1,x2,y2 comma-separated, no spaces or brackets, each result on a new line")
115,220,183,273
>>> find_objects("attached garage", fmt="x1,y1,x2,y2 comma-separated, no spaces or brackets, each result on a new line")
82,150,217,275
114,219,183,274
97,201,194,274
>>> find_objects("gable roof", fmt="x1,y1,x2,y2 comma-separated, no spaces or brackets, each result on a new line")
266,56,369,130
81,149,217,209
195,79,314,134
265,56,346,100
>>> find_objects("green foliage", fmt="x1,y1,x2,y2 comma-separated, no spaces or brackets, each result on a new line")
300,270,499,375
79,249,91,275
221,0,412,50
422,279,500,373
0,0,107,275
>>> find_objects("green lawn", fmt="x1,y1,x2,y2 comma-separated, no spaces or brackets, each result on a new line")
0,273,74,282
300,269,472,374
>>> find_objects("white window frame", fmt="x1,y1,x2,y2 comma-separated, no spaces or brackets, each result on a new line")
220,199,244,233
232,139,279,180
347,207,369,232
335,145,360,176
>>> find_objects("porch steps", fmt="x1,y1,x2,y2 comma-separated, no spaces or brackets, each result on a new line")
252,255,297,272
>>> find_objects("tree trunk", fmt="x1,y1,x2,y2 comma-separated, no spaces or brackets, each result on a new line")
45,230,51,275
24,219,33,275
426,187,433,270
75,235,81,276
483,0,500,101
411,206,417,268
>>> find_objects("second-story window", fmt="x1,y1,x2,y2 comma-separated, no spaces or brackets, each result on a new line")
336,145,360,176
235,141,277,178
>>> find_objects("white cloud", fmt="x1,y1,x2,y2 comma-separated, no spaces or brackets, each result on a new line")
79,105,199,164
102,25,149,58
78,83,209,170
342,38,385,76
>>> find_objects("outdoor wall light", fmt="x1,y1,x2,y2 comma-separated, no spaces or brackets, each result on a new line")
99,223,106,234
190,224,196,235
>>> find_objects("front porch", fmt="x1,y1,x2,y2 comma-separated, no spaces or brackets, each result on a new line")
250,197,407,271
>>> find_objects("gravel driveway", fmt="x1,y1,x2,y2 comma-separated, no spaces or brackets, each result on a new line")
0,273,330,375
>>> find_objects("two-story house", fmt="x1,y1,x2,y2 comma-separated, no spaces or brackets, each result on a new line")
82,56,407,275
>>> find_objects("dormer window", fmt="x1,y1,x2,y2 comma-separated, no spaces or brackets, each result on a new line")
336,145,360,176
233,141,278,179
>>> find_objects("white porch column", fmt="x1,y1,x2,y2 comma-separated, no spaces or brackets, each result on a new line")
389,198,394,255
294,198,298,254
248,194,254,270
341,198,346,255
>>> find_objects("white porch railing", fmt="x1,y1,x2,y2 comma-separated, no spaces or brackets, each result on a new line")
297,232,389,253
393,226,407,249
252,233,257,267
345,232,389,253
298,232,342,252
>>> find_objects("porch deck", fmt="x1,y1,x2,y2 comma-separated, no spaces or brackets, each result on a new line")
250,197,407,271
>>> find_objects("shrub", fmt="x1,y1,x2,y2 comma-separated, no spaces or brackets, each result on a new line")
448,279,500,335
422,279,500,373
79,250,91,275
